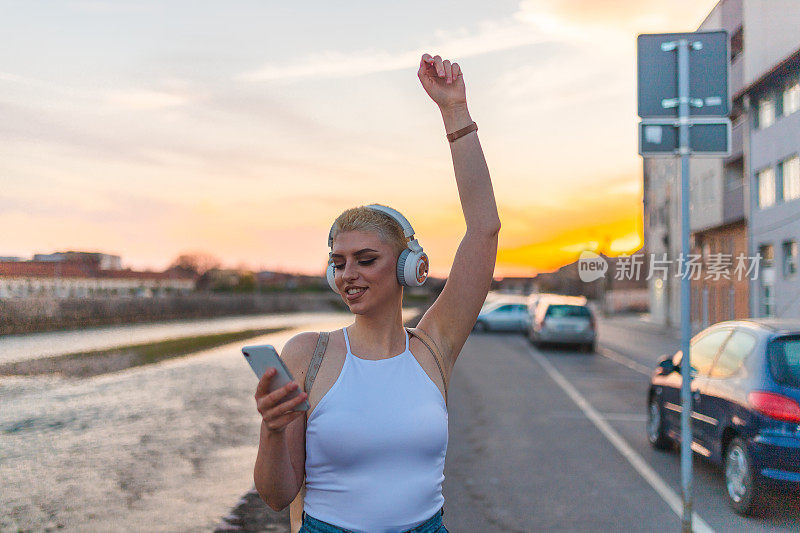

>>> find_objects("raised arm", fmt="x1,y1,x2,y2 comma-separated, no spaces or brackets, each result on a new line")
415,53,501,372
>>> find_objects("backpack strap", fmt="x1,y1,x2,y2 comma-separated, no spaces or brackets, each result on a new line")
406,326,448,406
305,331,330,395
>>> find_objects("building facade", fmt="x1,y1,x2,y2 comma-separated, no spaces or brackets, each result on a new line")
0,256,195,298
643,0,800,324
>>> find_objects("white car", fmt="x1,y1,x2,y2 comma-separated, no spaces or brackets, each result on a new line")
473,301,529,333
527,295,596,352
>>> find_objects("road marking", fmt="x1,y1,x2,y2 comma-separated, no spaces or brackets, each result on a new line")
521,340,715,533
597,345,652,376
549,411,648,422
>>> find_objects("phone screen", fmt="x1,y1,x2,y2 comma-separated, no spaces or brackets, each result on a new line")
242,344,309,411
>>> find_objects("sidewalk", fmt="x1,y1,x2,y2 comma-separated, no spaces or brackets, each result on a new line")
600,311,704,339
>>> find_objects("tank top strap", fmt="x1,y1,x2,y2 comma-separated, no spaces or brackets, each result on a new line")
342,326,411,357
343,326,352,355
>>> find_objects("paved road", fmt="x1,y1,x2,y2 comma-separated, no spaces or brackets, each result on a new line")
441,317,800,532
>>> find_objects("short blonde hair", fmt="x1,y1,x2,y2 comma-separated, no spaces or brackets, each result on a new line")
330,204,407,256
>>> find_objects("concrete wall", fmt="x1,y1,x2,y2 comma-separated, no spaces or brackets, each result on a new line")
0,292,348,335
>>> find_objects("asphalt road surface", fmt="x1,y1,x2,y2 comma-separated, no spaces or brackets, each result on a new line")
441,316,800,532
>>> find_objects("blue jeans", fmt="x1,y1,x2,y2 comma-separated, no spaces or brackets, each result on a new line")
299,506,448,533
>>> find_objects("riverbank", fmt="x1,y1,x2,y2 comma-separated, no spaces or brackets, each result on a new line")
1,315,363,532
0,327,289,378
0,311,355,365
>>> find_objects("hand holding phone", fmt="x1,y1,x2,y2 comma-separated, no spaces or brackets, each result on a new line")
244,344,309,433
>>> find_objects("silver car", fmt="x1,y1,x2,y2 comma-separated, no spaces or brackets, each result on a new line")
473,301,529,333
528,297,596,352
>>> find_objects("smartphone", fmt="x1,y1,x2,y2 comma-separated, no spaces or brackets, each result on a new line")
242,344,310,411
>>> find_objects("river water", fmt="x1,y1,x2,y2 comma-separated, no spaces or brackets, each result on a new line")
0,311,350,365
0,309,420,532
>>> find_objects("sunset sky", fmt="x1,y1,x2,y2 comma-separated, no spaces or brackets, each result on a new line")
1,0,719,278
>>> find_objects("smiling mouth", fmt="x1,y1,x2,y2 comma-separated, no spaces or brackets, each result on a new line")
345,287,367,299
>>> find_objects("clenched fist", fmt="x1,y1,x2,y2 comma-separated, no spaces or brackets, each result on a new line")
417,53,467,110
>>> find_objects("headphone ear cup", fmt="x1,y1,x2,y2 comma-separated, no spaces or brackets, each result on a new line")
399,250,429,287
396,249,411,286
326,263,339,293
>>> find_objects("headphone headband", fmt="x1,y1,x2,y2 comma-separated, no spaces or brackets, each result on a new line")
328,204,416,247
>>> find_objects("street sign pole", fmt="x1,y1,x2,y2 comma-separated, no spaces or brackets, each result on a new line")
677,38,694,533
639,30,728,532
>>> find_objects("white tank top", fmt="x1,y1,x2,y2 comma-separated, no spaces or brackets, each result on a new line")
304,326,448,533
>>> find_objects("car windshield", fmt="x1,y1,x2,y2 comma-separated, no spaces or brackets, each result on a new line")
545,305,590,318
767,335,800,388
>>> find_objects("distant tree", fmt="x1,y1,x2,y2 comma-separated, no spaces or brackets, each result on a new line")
169,252,221,276
236,271,257,292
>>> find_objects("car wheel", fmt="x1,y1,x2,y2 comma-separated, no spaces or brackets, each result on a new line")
473,321,488,333
646,397,672,450
724,437,764,516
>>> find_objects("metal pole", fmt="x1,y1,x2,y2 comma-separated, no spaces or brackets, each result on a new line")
677,38,694,533
702,286,709,328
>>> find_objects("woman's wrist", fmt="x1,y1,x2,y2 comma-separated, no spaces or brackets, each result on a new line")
440,103,472,134
262,419,290,440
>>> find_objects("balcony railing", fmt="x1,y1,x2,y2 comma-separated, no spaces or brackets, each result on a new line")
727,119,744,160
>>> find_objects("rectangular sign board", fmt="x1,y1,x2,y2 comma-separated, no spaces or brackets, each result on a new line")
637,31,729,118
639,118,731,157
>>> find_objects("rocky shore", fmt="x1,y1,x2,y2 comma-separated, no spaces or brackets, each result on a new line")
215,488,289,533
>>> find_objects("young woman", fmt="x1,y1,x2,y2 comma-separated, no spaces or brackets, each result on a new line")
253,52,500,533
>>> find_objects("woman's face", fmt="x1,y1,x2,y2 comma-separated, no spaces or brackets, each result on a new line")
330,230,401,312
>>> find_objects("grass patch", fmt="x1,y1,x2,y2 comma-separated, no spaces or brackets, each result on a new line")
0,327,290,378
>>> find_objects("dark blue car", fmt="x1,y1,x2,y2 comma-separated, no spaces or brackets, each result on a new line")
647,319,800,515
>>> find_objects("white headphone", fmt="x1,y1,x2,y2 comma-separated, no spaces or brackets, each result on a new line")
326,204,429,293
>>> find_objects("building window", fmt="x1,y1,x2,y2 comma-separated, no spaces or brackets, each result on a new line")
760,244,775,267
784,241,798,278
757,167,776,208
783,82,800,116
757,95,775,129
782,156,800,201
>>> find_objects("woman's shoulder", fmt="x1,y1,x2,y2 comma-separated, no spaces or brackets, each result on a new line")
281,331,323,364
280,330,333,380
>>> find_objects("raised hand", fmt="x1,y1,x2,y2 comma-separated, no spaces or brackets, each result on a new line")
417,53,467,110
